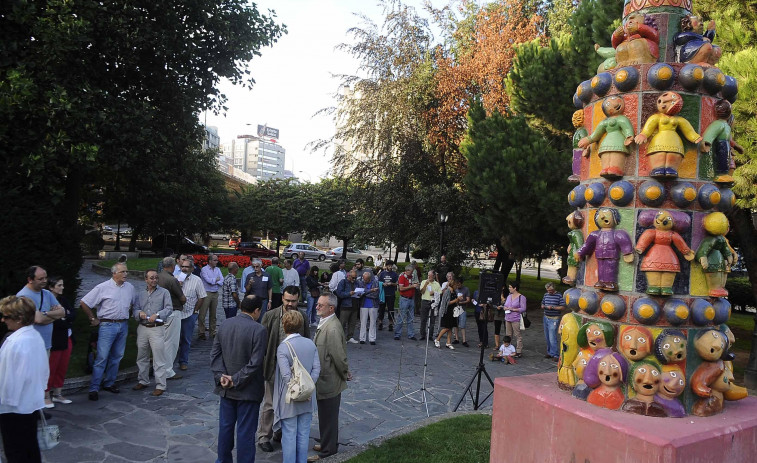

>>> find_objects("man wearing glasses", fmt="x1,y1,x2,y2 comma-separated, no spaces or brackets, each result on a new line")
80,263,138,401
244,259,272,320
176,257,206,372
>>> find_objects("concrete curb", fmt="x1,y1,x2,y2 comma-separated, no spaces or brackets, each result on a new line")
327,410,493,462
61,366,139,394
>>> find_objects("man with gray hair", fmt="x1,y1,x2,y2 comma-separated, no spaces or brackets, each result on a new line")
244,259,272,320
80,262,138,401
132,270,172,396
157,256,186,381
357,270,380,345
199,253,223,340
221,262,240,319
541,282,565,361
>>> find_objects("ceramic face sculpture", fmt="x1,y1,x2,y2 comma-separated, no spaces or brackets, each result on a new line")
654,365,686,417
563,211,585,286
611,12,660,66
635,210,695,296
619,325,653,362
634,91,703,179
578,321,615,352
653,329,687,364
578,96,635,179
576,208,634,292
695,212,735,297
701,100,744,184
585,349,628,410
571,347,594,400
558,313,580,388
673,15,721,66
694,329,727,362
623,361,667,416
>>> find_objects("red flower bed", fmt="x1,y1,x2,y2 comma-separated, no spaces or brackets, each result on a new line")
191,255,271,268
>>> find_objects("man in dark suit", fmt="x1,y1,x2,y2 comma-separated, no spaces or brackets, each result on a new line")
210,296,267,463
309,293,350,462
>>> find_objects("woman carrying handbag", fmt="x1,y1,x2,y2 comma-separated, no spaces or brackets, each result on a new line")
502,282,527,358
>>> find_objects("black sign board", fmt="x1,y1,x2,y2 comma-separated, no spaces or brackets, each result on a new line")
257,125,279,139
477,271,504,305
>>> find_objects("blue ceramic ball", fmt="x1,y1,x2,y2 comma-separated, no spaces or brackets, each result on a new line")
573,93,583,109
639,180,666,207
669,181,697,208
613,67,639,92
568,185,587,208
599,294,625,320
577,80,593,103
663,298,690,326
578,291,599,315
721,75,738,103
697,184,721,209
703,68,726,95
716,188,735,212
647,63,676,90
584,182,606,207
632,297,661,325
564,288,582,312
608,180,634,207
691,298,716,325
591,73,613,97
678,64,704,91
711,298,731,325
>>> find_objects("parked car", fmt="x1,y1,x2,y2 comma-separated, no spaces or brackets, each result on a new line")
283,243,326,261
229,237,241,247
488,251,499,259
209,232,231,241
235,241,276,258
326,247,374,263
152,234,208,255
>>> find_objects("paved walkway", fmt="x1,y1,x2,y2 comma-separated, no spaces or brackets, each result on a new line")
30,261,557,463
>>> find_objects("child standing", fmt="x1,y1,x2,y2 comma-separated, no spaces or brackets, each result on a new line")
491,336,517,364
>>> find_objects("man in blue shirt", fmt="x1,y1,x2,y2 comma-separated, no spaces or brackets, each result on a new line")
541,282,566,361
377,261,398,331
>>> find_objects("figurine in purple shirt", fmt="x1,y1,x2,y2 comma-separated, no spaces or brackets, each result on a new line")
576,208,634,292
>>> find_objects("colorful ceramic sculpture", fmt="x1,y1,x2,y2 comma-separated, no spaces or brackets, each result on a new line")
576,208,634,292
723,361,749,401
571,110,589,182
695,212,734,297
622,360,667,416
577,320,615,352
611,12,660,66
563,210,585,286
571,347,594,400
585,349,628,410
578,96,635,179
654,364,687,417
618,325,653,362
691,358,728,416
701,100,744,184
635,210,695,295
634,91,703,178
673,15,721,66
558,313,580,389
653,329,687,364
595,44,617,73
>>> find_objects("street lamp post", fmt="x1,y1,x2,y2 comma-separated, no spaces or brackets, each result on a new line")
438,211,449,257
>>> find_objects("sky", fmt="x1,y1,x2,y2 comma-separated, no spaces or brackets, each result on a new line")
205,0,422,182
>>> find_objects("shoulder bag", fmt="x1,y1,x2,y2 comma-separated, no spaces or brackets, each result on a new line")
283,340,315,403
519,295,531,329
37,410,60,450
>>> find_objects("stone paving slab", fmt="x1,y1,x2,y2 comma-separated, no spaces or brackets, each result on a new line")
2,260,559,463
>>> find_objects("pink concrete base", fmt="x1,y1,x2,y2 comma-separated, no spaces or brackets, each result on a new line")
491,373,757,463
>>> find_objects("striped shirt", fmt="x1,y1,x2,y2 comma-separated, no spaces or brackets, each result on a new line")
181,273,207,319
541,292,565,318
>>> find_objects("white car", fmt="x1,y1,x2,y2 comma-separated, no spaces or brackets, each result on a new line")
283,243,327,261
326,247,374,263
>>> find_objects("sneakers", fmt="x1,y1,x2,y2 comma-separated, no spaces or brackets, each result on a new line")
347,338,359,344
446,344,455,350
434,340,440,348
52,395,72,404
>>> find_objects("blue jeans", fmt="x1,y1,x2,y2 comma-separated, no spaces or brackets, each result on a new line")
543,315,560,358
178,313,198,366
89,321,128,391
306,293,317,324
257,299,269,321
394,296,415,338
281,412,312,463
217,397,260,463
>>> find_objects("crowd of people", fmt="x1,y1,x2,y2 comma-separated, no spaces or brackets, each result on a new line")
0,252,565,463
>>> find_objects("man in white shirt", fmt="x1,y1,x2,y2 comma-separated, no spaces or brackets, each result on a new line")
199,254,223,340
282,259,300,292
177,257,207,372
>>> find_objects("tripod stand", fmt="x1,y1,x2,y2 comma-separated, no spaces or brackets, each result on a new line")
453,338,494,411
386,314,443,416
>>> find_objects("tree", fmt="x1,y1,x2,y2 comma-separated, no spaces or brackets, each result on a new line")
462,101,570,283
237,179,305,255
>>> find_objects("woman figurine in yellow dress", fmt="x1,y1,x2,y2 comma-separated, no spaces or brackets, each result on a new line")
634,91,703,178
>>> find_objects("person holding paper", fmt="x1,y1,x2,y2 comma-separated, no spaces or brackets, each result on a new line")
132,270,172,396
245,259,273,320
357,270,380,345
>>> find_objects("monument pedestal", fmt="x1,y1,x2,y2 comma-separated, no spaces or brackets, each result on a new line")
491,374,757,463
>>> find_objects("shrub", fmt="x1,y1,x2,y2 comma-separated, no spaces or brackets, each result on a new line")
190,255,271,268
726,277,756,311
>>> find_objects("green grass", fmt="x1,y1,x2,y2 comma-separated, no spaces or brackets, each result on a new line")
727,311,755,353
345,414,491,463
101,258,162,272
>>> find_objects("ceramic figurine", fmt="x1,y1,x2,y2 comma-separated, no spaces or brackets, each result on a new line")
695,212,735,297
595,43,617,73
653,329,687,364
558,313,580,389
635,91,703,178
690,328,729,416
584,349,629,410
570,111,588,182
701,100,744,184
654,364,687,417
673,16,721,67
622,360,667,416
611,12,660,67
578,320,615,352
618,325,653,362
635,210,695,296
578,96,635,179
576,208,635,292
571,348,594,400
563,211,585,286
723,361,749,401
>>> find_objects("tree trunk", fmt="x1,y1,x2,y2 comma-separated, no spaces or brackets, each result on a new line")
275,235,281,256
730,207,757,389
341,238,349,260
394,246,400,263
515,259,522,285
115,218,122,251
537,259,542,280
